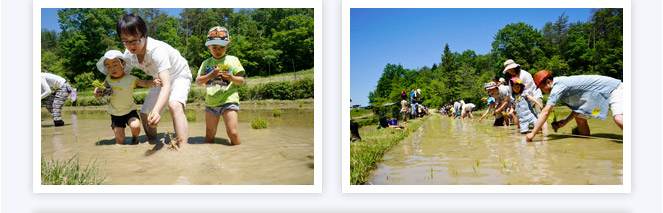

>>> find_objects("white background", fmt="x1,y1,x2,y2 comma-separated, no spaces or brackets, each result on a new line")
2,0,662,212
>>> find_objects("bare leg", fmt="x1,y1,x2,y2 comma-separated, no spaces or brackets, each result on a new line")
613,114,623,129
575,117,590,136
205,111,221,143
128,117,141,144
113,127,126,145
222,109,241,145
140,113,157,141
169,101,189,147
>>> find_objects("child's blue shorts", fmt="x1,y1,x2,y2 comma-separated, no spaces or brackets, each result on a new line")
205,103,239,117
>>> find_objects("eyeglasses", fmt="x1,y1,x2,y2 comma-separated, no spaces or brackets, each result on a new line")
121,37,143,46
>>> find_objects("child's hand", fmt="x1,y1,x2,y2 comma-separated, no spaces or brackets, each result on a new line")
209,68,221,79
153,79,162,87
526,132,535,142
219,71,232,80
93,87,102,98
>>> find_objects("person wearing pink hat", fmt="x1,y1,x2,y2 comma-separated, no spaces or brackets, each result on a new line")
503,59,547,132
526,70,623,142
508,77,538,134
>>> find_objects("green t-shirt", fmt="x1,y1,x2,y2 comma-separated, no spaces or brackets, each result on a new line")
197,55,246,107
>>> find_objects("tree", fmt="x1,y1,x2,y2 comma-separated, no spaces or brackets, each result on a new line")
272,15,314,72
57,8,127,86
491,22,545,71
590,8,623,79
263,48,283,76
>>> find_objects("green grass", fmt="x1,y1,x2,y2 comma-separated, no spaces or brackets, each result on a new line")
247,68,314,79
350,108,373,118
353,115,379,127
273,109,282,117
250,118,269,129
41,155,105,185
350,115,430,185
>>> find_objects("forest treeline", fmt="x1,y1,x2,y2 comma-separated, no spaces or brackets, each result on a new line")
41,8,314,90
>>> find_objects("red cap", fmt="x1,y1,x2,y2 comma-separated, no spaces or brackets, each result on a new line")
533,70,552,88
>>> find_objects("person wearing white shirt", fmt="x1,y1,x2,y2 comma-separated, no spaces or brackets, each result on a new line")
41,72,75,126
117,13,193,147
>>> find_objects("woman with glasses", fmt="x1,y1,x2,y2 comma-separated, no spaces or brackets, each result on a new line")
116,13,193,148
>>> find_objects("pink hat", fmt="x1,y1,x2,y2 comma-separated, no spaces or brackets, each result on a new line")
509,77,522,85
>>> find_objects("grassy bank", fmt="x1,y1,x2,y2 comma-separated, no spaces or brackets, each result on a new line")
61,76,314,107
244,68,314,87
350,108,373,118
350,114,431,185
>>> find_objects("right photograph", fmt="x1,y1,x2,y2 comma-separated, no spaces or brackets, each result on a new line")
344,6,629,190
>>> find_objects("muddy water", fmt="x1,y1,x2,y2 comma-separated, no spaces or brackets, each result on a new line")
368,110,623,185
41,106,314,185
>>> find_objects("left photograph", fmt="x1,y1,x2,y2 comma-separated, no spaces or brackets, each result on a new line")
37,7,319,189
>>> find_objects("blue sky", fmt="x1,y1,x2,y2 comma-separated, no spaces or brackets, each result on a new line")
41,8,249,32
350,8,595,106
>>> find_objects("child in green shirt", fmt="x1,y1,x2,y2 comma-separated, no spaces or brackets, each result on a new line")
195,26,245,145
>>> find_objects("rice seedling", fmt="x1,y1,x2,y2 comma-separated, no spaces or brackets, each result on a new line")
185,111,197,121
430,167,434,179
476,160,480,167
273,109,282,117
472,165,477,174
251,118,269,129
41,155,105,185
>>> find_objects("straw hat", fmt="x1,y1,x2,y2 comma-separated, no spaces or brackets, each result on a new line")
484,82,497,90
502,59,520,74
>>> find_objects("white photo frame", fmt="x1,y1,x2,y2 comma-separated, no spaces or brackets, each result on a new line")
34,0,322,193
342,0,630,193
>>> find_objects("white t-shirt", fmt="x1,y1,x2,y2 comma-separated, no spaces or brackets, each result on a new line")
41,73,67,98
123,37,192,81
462,103,475,112
519,69,543,99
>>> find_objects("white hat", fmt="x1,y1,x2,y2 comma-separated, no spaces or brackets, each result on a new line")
499,77,506,83
417,89,421,93
96,50,131,76
502,59,520,74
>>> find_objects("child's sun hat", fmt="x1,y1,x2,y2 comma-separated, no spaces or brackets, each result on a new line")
510,77,523,85
206,26,230,46
96,50,130,76
484,82,497,90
